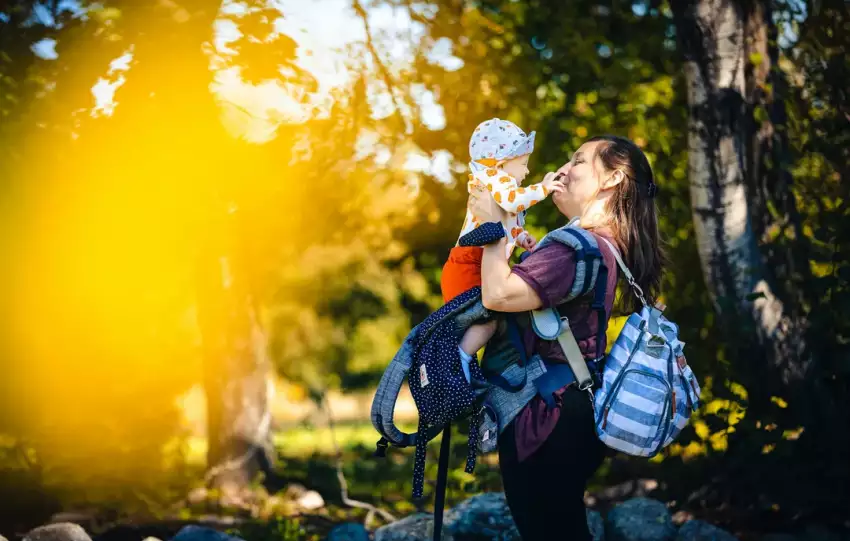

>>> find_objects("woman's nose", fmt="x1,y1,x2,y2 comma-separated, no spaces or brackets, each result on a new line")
556,163,572,176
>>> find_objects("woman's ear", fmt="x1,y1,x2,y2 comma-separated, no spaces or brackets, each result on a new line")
603,170,625,189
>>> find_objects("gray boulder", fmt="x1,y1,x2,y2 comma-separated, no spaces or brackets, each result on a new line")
326,523,369,541
605,498,676,541
374,492,605,540
24,523,93,541
675,520,738,541
170,526,245,541
374,513,436,541
444,492,520,541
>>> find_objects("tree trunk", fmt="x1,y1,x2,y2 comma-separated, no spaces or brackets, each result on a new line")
196,218,274,497
671,0,809,395
670,0,850,517
106,0,276,495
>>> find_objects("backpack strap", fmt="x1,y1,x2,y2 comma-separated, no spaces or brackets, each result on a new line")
530,310,594,391
431,423,452,541
589,234,611,363
529,221,607,391
371,340,444,455
597,236,648,309
483,313,529,392
535,219,602,303
458,221,506,247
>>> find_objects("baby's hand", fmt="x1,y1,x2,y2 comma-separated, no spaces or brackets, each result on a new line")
519,232,537,252
541,172,566,195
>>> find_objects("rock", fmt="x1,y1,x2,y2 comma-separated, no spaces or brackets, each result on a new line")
598,479,660,501
671,510,696,526
762,535,798,541
374,513,436,541
676,520,739,541
170,526,245,541
444,492,520,540
605,498,676,541
587,509,605,541
326,523,369,541
374,492,604,541
296,490,325,511
24,523,93,541
801,526,843,541
284,483,308,498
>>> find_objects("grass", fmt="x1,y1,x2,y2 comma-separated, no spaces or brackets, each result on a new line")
272,422,417,457
270,421,506,522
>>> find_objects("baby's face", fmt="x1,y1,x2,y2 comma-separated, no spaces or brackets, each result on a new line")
502,154,530,183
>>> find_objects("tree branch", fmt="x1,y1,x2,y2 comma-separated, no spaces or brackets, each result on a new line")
351,0,405,125
320,394,397,527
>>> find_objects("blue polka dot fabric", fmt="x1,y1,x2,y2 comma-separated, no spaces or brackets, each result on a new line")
458,221,506,247
408,287,487,499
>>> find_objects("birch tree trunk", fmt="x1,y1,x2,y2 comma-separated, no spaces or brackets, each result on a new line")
671,0,810,397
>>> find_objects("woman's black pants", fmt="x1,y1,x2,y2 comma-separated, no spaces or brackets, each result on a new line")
499,387,607,541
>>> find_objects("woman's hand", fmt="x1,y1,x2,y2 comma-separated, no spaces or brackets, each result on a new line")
468,184,507,224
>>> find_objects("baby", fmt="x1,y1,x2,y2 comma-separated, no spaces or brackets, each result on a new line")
440,118,559,381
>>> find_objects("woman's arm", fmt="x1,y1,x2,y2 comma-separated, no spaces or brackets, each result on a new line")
480,238,544,311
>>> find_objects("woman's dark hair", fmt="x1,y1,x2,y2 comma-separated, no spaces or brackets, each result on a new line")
588,135,667,312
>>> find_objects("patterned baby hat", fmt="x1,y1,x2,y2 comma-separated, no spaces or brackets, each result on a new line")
469,118,536,162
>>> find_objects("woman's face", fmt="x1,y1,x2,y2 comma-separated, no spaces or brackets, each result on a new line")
552,140,609,219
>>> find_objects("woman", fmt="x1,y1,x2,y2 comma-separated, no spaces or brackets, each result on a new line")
467,135,665,541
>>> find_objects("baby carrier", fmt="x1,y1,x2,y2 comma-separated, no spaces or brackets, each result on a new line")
370,220,701,540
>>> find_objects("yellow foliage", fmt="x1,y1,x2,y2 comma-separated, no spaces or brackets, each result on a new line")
771,396,789,408
782,427,804,440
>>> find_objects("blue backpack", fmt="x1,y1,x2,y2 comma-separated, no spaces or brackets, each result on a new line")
591,237,701,456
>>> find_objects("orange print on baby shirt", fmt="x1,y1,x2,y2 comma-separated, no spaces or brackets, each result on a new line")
487,169,498,177
487,183,493,192
494,192,502,203
508,191,516,203
530,200,538,206
517,205,525,212
499,176,511,183
517,187,526,194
